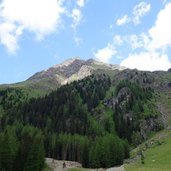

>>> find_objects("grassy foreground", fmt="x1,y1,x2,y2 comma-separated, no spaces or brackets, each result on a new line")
43,164,53,171
125,130,171,171
67,168,89,171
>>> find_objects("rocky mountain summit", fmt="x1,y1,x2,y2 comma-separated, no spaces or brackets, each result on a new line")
25,58,125,91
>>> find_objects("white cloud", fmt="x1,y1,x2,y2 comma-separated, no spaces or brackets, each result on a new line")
116,1,151,26
125,33,150,50
92,1,171,71
113,35,123,46
0,0,64,35
0,22,19,53
116,15,130,26
0,0,87,53
71,8,82,30
121,2,171,52
117,2,171,71
124,2,171,51
94,44,116,63
148,2,171,50
121,52,171,71
127,35,141,49
162,0,168,4
133,1,151,25
74,36,82,46
0,0,65,53
76,0,85,8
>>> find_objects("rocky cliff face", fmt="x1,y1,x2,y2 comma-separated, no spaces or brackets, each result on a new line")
104,82,163,143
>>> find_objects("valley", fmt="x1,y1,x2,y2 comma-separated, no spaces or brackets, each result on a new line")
0,58,171,171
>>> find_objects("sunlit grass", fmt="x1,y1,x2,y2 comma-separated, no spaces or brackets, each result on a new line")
43,164,53,171
67,168,89,171
125,130,171,171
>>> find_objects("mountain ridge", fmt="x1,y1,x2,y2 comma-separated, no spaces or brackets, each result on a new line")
28,57,126,82
0,58,126,92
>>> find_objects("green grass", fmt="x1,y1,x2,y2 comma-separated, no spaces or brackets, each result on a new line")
159,92,171,125
67,168,88,171
125,130,171,171
42,165,53,171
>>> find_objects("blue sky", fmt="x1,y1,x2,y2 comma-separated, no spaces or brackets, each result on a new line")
0,0,171,84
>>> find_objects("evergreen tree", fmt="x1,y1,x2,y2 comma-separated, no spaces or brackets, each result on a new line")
24,136,45,171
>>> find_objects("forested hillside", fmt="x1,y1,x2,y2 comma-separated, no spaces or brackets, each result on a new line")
0,124,45,171
1,74,128,168
113,80,162,143
0,68,166,170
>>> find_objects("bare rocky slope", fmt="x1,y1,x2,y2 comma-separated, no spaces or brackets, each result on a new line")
26,58,125,91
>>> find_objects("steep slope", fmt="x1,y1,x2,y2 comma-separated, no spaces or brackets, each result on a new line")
28,58,125,83
26,58,125,91
111,69,171,129
125,130,171,171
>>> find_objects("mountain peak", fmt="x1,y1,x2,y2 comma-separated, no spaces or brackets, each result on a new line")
53,57,81,69
24,57,126,91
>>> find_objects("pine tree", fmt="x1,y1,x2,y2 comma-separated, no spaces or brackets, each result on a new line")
24,134,45,171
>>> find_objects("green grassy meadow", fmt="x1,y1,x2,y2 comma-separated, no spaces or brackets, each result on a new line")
125,130,171,171
67,168,89,171
43,164,53,171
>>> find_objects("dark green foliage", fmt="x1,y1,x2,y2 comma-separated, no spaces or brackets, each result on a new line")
0,124,45,171
89,134,125,168
113,80,155,143
82,140,89,167
0,74,130,169
44,133,90,163
75,74,111,110
115,80,153,100
2,74,111,136
24,138,45,171
122,140,130,159
0,88,30,110
131,131,143,145
0,127,19,171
